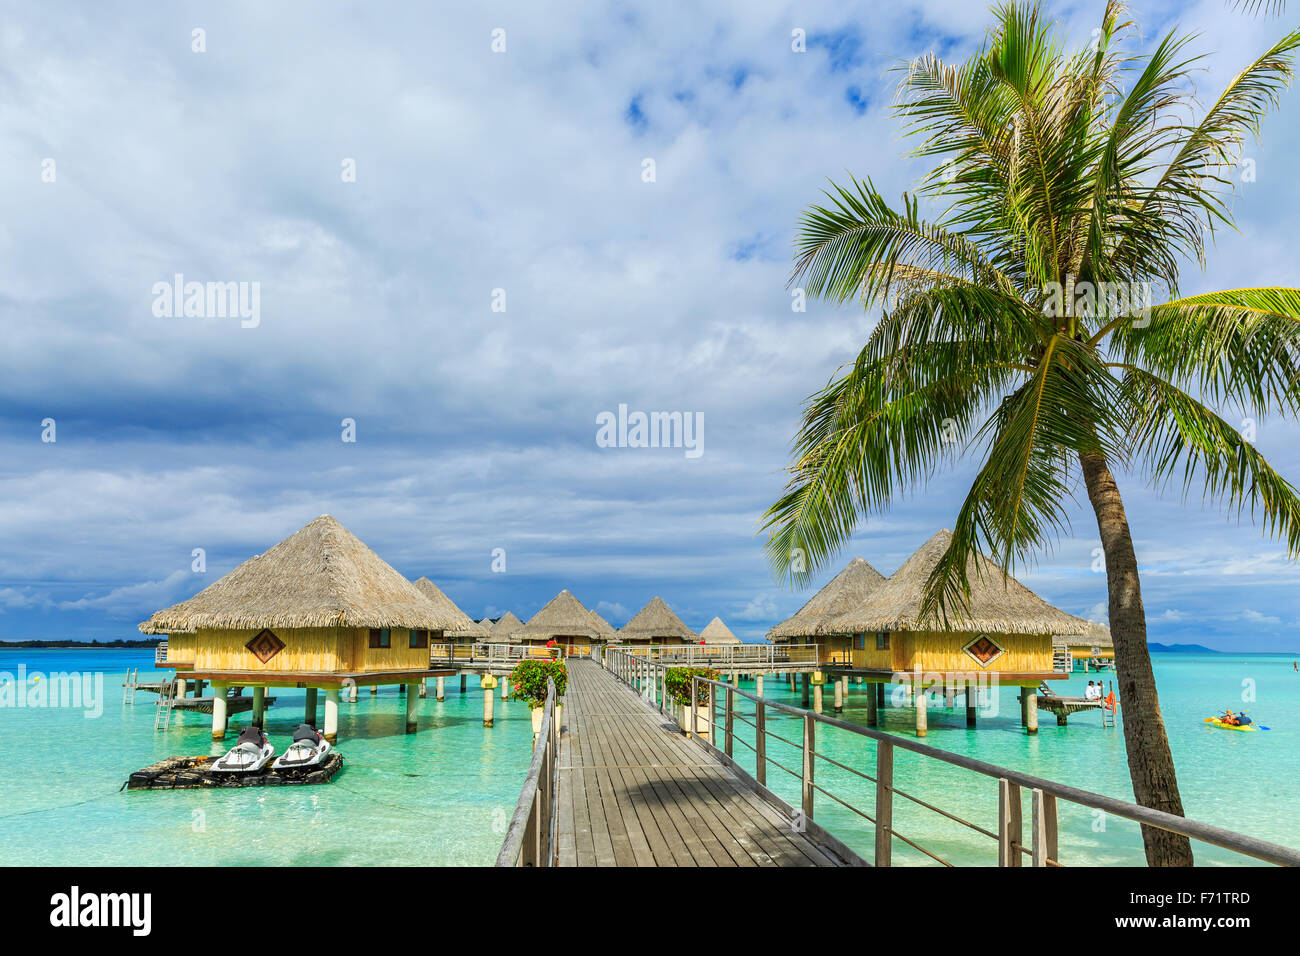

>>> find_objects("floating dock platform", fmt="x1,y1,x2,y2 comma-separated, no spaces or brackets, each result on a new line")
125,752,343,790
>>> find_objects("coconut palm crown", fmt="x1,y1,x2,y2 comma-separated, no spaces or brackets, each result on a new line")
762,0,1300,866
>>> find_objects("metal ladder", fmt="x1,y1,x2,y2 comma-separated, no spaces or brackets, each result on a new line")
123,667,138,704
154,678,178,731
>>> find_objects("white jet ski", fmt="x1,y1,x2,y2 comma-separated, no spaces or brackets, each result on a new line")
271,723,332,770
211,726,275,773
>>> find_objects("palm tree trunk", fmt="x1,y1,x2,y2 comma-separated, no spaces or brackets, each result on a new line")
1079,451,1194,866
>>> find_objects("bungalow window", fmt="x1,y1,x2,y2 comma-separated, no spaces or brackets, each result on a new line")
876,631,890,650
369,628,391,649
853,633,866,650
410,629,428,649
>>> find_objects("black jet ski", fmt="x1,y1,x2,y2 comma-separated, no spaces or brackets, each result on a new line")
271,723,332,770
211,726,275,773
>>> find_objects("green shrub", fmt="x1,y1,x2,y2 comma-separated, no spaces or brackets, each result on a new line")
664,666,720,705
508,659,567,708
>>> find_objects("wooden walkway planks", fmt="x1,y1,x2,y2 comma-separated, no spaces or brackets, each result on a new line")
556,659,845,867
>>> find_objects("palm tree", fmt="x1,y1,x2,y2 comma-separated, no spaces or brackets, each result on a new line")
763,0,1300,867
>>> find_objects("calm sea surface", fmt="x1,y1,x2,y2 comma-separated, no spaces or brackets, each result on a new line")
0,648,1296,865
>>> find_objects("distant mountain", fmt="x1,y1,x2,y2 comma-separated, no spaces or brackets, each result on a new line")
1147,642,1220,654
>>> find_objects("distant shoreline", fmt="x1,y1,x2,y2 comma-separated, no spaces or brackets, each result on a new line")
0,639,162,649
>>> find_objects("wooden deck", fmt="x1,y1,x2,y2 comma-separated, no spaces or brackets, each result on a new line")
556,659,847,867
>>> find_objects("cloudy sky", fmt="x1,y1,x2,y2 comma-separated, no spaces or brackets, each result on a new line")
2,1,1299,650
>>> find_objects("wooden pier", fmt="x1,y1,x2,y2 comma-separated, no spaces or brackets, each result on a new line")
555,659,851,866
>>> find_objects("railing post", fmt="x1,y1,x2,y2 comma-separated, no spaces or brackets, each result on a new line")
725,683,735,758
875,741,893,866
689,677,698,736
801,714,815,821
755,700,766,786
999,778,1023,866
1031,789,1058,866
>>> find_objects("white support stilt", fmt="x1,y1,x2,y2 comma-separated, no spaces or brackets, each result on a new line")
324,688,340,743
755,675,764,698
405,684,418,733
436,676,445,701
210,682,228,740
483,678,495,728
252,686,266,727
915,687,928,738
501,678,508,700
833,678,844,713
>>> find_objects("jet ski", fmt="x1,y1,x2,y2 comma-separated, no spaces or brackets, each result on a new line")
271,723,332,770
211,726,275,772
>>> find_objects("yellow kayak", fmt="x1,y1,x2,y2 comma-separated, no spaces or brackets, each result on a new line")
1204,717,1258,732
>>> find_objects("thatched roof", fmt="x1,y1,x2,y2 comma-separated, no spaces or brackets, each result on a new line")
700,617,741,644
828,530,1091,636
1055,620,1113,648
767,557,887,640
618,596,697,642
139,515,462,635
490,611,524,641
514,591,599,641
587,609,618,640
412,577,489,638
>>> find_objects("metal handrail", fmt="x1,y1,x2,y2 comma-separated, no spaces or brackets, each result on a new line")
613,643,820,666
429,642,564,667
494,678,559,867
603,648,1300,867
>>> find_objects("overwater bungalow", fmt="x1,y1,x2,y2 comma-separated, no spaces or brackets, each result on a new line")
588,608,618,643
700,617,741,644
1054,620,1114,671
513,590,600,654
617,596,697,647
488,611,524,644
767,557,887,662
140,515,457,743
412,577,490,644
824,530,1091,736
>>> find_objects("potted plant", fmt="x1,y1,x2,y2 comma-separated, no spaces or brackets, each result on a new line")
664,666,718,741
509,658,568,741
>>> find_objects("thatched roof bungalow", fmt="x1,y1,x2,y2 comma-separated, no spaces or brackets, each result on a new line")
823,530,1090,735
488,611,523,643
140,515,455,742
767,557,887,663
700,617,741,644
617,596,697,646
513,590,600,652
588,609,618,643
413,577,490,642
1054,620,1114,669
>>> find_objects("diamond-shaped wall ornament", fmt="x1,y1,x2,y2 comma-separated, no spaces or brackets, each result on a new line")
245,628,285,664
963,633,1004,667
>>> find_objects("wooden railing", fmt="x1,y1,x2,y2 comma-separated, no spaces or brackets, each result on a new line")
603,648,1300,867
155,641,168,665
495,678,559,867
614,643,820,666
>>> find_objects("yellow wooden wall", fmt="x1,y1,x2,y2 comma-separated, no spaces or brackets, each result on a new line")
180,627,430,673
898,631,1053,673
187,627,345,672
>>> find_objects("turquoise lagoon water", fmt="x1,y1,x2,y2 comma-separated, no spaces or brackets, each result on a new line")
0,648,1296,866
0,649,533,866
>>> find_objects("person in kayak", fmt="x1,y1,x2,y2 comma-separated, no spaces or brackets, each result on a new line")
1220,709,1240,726
1236,712,1253,727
